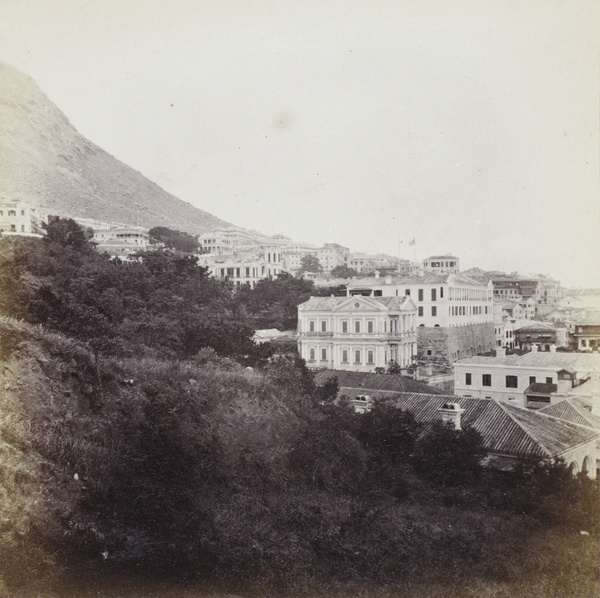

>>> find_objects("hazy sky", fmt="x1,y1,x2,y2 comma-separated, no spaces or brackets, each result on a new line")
0,1,598,286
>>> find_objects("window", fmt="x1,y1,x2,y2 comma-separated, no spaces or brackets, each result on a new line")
309,321,315,332
321,348,327,361
20,210,25,216
354,350,361,363
418,289,424,301
342,350,348,363
482,374,492,387
367,350,374,364
367,320,374,333
440,287,444,298
546,377,553,384
321,321,327,332
342,321,348,333
8,210,16,216
354,321,360,333
431,288,437,301
506,375,518,388
465,373,472,385
405,289,411,296
373,290,382,297
431,306,437,316
418,306,423,317
309,348,315,361
529,376,536,385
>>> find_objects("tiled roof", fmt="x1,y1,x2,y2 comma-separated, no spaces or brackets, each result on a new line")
314,370,444,394
346,273,489,288
539,398,600,430
335,390,599,459
525,383,557,395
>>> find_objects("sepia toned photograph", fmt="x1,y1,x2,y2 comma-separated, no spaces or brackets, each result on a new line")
0,1,599,596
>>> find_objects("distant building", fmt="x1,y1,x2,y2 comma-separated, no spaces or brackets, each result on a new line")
348,252,400,274
92,226,150,257
513,321,559,351
198,248,282,288
0,199,47,236
571,312,600,352
297,295,417,372
316,243,350,273
422,255,460,274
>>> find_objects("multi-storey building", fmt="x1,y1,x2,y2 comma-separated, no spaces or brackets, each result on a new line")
198,249,283,288
316,243,349,273
490,274,540,303
0,199,47,235
92,226,150,257
422,255,460,274
348,253,400,274
571,312,600,352
297,295,417,372
346,273,495,369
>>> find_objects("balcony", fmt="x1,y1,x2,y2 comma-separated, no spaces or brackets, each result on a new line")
301,331,333,337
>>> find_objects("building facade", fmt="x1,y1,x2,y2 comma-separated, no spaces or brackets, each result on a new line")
297,295,417,372
0,200,47,235
454,349,600,409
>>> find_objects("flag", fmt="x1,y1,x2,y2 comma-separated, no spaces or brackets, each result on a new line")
409,238,415,246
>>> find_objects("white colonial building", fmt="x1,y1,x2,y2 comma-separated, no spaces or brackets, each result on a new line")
346,273,494,328
297,295,417,372
454,348,600,409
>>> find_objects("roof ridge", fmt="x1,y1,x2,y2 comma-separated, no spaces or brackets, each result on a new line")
534,402,600,432
494,400,553,457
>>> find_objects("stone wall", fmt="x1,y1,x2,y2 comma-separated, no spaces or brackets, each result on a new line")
417,323,495,373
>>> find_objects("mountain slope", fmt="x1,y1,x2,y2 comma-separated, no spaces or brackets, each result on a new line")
0,60,230,234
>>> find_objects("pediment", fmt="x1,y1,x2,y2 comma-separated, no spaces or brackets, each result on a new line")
332,296,388,312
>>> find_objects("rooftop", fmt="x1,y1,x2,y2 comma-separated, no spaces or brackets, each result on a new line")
314,370,444,394
539,398,600,430
298,295,414,312
457,351,600,372
336,390,600,459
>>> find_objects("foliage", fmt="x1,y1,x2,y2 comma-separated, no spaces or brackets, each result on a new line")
298,254,323,274
149,226,199,253
330,264,358,278
411,421,488,486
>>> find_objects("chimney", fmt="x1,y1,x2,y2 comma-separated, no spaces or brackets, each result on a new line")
496,347,506,357
374,270,380,279
439,402,465,430
531,344,538,353
550,344,557,353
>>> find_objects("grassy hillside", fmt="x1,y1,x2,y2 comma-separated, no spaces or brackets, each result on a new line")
0,60,230,234
1,315,598,597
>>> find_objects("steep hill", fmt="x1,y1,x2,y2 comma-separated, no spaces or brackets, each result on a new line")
0,60,230,234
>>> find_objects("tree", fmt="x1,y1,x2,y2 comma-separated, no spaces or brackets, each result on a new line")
43,217,95,253
298,255,323,274
149,227,199,253
330,264,358,278
411,421,487,486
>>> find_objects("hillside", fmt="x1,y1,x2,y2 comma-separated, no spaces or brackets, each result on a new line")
0,60,230,234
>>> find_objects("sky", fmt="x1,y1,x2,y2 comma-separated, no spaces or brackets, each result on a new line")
0,0,598,287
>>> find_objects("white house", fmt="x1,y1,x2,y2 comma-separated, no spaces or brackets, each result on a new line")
454,348,600,409
297,295,417,372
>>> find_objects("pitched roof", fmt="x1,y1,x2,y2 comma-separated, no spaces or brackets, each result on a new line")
335,390,600,459
314,370,444,394
539,398,600,430
298,295,413,312
525,383,557,395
